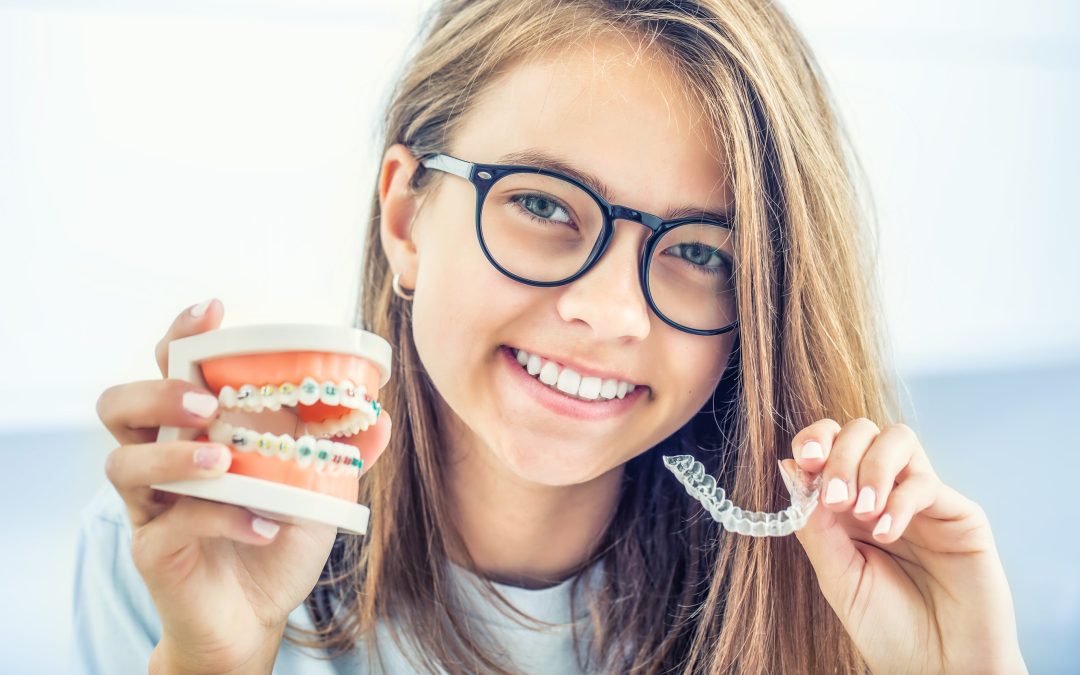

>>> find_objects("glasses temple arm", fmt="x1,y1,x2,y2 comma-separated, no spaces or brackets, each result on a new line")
420,154,474,180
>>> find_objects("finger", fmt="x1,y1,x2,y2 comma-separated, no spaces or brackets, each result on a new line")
819,418,881,513
132,496,281,582
106,440,232,527
790,418,841,471
341,410,392,475
780,458,864,616
850,423,920,522
155,299,224,378
97,379,221,445
868,471,940,544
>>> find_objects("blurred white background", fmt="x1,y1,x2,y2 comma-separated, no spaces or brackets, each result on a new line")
0,0,1077,672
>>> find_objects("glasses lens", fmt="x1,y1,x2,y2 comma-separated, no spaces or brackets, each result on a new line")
480,172,604,283
647,222,736,332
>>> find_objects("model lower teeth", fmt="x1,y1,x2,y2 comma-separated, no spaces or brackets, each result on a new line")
209,421,362,476
512,348,637,401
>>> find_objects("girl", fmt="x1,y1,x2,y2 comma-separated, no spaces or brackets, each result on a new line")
78,0,1027,673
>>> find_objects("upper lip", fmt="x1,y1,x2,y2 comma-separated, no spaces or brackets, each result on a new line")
507,345,646,387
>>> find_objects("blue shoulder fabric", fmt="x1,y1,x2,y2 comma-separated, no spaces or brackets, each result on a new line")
70,483,162,675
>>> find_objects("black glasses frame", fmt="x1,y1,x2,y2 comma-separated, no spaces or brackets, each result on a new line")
418,152,738,336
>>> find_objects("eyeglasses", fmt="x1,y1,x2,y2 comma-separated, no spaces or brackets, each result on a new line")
417,153,738,336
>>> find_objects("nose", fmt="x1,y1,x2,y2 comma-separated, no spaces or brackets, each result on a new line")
554,219,652,341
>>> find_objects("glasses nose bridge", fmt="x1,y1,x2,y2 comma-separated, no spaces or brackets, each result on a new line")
609,205,664,233
589,204,663,270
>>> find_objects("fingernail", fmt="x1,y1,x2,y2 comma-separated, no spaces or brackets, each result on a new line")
194,444,228,470
182,391,218,418
824,478,848,504
854,486,876,514
873,513,892,537
800,440,824,460
190,299,213,317
252,516,280,539
776,460,796,494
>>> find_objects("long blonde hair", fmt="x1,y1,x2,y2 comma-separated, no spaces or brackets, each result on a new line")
290,1,898,672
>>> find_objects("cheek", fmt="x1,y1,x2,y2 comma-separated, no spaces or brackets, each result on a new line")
665,335,734,412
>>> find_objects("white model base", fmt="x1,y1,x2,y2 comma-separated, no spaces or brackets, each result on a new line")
151,472,369,535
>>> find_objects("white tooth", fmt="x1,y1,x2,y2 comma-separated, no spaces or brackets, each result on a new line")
578,376,602,400
276,434,295,461
295,435,316,468
556,367,582,396
315,439,334,472
616,381,628,399
539,360,560,386
278,382,299,407
218,386,238,409
346,444,360,477
256,432,276,457
335,443,354,475
627,384,636,393
238,384,261,412
208,420,231,444
526,354,542,376
340,380,360,409
600,379,619,400
259,384,281,411
243,427,260,449
227,425,251,452
305,420,325,436
298,377,320,406
320,381,341,407
352,445,365,476
515,349,528,366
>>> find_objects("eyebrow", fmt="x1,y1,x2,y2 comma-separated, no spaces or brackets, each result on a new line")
495,149,734,224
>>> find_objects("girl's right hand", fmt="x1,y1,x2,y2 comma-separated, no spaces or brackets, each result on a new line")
95,301,392,674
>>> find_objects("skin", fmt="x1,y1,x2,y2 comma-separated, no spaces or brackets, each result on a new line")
93,35,1026,674
378,40,736,586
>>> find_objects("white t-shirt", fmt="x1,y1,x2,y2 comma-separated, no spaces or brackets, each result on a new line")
71,483,598,674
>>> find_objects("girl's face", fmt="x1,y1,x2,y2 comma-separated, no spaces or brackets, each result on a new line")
385,37,737,487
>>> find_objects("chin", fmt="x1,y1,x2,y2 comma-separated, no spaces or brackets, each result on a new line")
496,437,621,487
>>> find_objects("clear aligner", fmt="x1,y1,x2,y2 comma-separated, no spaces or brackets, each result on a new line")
662,455,821,537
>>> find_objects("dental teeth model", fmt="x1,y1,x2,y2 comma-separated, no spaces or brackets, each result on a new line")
154,324,392,535
663,454,821,537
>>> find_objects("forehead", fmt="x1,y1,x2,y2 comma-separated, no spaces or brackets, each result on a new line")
449,36,734,219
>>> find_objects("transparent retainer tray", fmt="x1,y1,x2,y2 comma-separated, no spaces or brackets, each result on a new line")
663,454,821,537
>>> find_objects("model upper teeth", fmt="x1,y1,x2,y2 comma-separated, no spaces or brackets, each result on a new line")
217,379,381,438
512,348,637,401
208,421,363,476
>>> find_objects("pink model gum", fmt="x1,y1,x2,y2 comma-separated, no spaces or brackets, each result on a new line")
196,350,388,502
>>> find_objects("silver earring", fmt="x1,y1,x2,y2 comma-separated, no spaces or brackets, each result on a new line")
392,273,414,301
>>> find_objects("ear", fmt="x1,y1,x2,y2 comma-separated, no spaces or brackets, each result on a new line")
378,143,423,287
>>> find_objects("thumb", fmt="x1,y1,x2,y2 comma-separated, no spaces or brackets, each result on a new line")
779,458,865,616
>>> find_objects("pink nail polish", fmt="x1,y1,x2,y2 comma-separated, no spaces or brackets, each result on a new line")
854,487,876,514
190,299,213,317
873,513,892,537
824,478,848,504
182,391,218,418
252,516,280,539
194,445,224,469
800,441,824,460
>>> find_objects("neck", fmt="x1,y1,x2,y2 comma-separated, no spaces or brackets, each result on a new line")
443,419,622,589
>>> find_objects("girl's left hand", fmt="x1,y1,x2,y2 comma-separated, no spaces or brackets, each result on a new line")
779,418,1028,675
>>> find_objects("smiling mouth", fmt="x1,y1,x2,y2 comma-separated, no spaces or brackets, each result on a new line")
503,345,642,402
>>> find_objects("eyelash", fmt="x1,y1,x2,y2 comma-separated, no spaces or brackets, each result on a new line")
510,193,732,277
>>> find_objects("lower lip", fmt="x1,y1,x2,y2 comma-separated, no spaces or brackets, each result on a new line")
498,346,647,421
